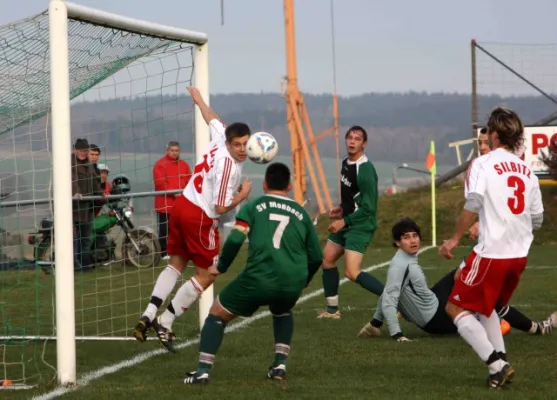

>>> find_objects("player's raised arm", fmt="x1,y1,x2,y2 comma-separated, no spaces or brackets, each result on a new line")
216,203,253,274
187,86,220,125
343,162,378,227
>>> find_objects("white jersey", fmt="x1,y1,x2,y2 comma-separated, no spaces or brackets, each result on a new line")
183,119,243,219
465,148,543,258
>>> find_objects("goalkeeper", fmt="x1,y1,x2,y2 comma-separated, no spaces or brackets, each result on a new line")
183,162,323,384
358,218,555,341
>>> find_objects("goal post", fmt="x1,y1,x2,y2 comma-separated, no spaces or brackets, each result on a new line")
50,0,211,385
0,0,211,388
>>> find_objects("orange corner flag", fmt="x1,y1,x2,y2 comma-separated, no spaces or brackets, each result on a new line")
425,141,436,175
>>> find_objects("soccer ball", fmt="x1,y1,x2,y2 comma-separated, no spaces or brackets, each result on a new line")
246,132,278,164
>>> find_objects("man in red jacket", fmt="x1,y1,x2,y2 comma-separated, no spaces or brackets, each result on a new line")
153,141,192,258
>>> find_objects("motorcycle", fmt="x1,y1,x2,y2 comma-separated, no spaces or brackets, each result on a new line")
27,175,161,272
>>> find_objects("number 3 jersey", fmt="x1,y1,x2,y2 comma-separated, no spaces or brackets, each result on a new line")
234,194,323,289
183,119,243,219
465,148,544,258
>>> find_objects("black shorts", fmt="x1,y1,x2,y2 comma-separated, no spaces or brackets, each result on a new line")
421,269,458,335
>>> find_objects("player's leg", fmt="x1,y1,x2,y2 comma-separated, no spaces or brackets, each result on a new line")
267,294,300,380
319,236,345,318
445,253,514,388
134,200,188,342
496,302,554,335
343,228,384,295
153,213,220,351
184,276,260,384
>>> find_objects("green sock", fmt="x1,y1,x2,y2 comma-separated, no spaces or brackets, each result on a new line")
322,267,339,313
198,314,227,373
272,312,294,367
355,271,384,296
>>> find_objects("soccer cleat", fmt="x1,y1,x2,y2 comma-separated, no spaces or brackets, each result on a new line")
487,363,515,389
133,316,152,342
534,318,553,335
183,371,209,384
267,364,287,380
317,310,341,319
151,316,177,354
357,322,381,338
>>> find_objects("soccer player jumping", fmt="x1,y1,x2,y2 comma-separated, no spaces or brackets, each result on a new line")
439,107,544,389
183,162,323,384
134,87,252,351
319,126,384,319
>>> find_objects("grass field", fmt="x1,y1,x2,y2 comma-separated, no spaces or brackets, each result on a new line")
2,244,556,400
2,183,557,399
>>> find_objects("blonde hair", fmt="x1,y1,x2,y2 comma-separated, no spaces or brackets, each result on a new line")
486,107,524,152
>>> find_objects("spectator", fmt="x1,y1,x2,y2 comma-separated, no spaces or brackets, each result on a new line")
88,144,101,177
153,141,192,259
98,164,112,196
72,138,102,270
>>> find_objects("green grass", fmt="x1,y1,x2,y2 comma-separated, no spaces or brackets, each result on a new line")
2,183,557,398
4,245,557,399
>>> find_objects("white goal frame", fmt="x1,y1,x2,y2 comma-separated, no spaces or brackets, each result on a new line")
48,0,211,385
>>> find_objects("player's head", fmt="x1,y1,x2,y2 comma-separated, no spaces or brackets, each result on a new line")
263,162,291,194
478,127,490,156
166,141,180,160
392,218,421,255
225,123,251,162
345,126,367,158
486,107,524,153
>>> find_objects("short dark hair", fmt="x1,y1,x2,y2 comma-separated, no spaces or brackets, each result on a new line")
479,127,487,134
265,162,291,191
225,123,251,142
392,218,421,248
345,125,368,142
89,144,100,154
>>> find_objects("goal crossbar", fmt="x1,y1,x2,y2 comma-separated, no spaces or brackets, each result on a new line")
65,1,208,45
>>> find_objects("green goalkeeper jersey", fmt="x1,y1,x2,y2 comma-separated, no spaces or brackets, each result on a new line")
220,194,323,290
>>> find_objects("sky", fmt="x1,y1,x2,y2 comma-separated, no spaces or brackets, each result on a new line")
2,0,557,96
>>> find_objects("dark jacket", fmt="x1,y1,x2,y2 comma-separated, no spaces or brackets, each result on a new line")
71,154,102,222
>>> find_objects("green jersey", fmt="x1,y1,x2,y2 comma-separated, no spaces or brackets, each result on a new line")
218,194,323,290
340,155,378,230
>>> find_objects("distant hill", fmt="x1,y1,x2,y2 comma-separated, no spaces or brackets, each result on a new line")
5,92,557,165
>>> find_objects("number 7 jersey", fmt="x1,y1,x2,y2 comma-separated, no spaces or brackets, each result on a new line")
234,194,323,289
465,148,544,258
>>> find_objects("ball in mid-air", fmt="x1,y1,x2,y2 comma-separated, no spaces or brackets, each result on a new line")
246,132,278,164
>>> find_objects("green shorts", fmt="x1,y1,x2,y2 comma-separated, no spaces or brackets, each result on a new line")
218,274,304,317
328,225,374,254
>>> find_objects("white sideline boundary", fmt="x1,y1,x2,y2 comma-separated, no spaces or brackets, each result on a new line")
33,246,435,400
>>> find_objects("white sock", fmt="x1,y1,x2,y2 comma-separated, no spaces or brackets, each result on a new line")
159,277,204,329
454,311,495,362
142,265,181,321
479,310,506,354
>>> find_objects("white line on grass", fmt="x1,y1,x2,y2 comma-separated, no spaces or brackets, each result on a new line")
33,246,435,400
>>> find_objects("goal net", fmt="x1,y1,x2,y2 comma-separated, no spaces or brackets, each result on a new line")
0,1,208,389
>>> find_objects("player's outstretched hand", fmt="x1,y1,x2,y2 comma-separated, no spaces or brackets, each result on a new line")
238,177,252,200
328,219,345,233
208,265,221,276
186,86,202,103
439,238,458,260
328,206,343,219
